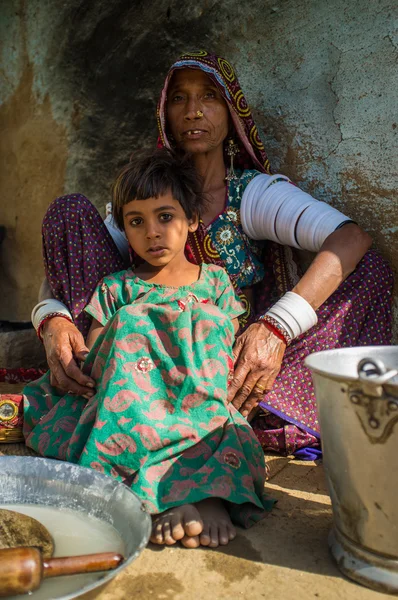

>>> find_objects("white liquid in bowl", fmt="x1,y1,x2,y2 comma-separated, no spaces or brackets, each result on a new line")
0,503,125,600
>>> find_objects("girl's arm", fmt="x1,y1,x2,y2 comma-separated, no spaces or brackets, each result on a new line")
86,318,105,350
231,317,240,334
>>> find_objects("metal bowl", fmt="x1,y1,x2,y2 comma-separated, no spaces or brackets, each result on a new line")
0,456,151,599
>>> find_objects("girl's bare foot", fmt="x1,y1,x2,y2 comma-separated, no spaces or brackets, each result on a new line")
150,504,204,545
181,498,236,548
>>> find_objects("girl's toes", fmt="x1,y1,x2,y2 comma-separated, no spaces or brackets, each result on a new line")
181,534,200,549
199,525,212,547
182,505,203,537
208,526,220,548
169,517,186,541
163,523,177,545
218,524,230,546
185,518,203,537
228,524,237,541
150,522,165,545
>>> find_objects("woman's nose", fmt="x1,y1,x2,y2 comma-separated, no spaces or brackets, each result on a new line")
184,97,202,121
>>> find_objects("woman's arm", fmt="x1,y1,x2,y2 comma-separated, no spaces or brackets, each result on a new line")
38,277,54,301
228,223,372,416
292,223,372,309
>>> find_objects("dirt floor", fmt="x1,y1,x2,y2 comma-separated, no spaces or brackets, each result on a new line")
85,457,387,600
0,443,388,600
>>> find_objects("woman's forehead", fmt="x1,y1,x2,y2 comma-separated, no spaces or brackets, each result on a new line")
168,68,215,89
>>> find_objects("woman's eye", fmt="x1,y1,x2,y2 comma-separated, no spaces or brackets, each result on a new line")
159,213,173,222
171,94,184,102
204,91,216,99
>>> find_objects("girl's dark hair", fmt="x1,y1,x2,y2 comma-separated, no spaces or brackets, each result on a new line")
112,149,206,229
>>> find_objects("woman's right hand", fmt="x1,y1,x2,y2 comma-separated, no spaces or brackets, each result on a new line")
41,317,96,396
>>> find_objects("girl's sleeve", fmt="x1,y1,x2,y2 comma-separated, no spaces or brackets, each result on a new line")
214,269,246,321
84,280,119,325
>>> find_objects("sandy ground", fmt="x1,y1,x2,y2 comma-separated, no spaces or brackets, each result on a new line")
81,457,386,600
0,443,387,600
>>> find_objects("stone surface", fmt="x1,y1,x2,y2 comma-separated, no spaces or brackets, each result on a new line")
0,0,397,336
0,326,46,368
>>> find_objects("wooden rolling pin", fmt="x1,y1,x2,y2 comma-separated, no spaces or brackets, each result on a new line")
0,547,124,596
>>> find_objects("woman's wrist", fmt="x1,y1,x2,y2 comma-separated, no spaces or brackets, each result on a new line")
257,315,291,345
38,313,73,342
259,291,318,343
32,298,74,342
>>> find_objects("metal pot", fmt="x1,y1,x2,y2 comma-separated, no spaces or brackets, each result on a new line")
0,456,151,599
305,346,398,594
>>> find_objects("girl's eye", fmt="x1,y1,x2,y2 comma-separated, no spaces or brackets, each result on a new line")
159,213,173,222
130,218,142,227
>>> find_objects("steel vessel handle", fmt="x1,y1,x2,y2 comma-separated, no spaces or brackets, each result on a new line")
358,358,398,386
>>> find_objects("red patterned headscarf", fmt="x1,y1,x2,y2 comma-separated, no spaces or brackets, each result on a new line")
157,50,271,174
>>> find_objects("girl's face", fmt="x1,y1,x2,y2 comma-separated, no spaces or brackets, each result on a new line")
167,69,229,155
122,192,198,268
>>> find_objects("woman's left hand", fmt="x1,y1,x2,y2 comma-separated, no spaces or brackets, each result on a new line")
227,322,286,417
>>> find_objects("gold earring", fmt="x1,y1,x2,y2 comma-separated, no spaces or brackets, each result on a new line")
225,139,239,182
196,110,204,118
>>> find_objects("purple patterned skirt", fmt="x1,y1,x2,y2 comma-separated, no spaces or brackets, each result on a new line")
42,194,394,457
254,247,393,456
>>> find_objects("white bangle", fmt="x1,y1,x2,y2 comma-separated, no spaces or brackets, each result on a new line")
265,291,318,340
241,175,350,251
242,174,290,239
31,299,73,331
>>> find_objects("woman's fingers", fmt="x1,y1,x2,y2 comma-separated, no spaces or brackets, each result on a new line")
68,334,95,388
230,371,258,411
228,322,286,410
42,317,95,395
226,356,249,404
75,349,90,362
238,377,269,417
49,372,65,396
48,351,91,395
59,350,94,392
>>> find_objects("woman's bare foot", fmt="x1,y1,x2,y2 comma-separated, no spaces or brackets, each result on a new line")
150,504,204,545
181,498,236,548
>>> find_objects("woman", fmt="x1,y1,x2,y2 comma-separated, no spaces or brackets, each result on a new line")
31,51,393,457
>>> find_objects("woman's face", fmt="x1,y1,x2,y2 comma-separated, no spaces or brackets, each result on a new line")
166,69,229,155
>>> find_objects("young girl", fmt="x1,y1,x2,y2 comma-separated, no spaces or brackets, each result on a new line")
23,150,274,549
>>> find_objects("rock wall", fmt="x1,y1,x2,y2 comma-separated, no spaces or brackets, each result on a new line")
1,0,397,336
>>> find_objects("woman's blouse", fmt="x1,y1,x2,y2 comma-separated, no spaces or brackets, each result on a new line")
187,170,265,291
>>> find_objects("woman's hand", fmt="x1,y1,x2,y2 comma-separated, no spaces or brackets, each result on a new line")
41,317,96,396
227,322,286,417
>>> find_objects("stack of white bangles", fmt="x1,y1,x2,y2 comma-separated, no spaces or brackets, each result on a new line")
241,173,352,342
241,174,351,252
258,292,318,345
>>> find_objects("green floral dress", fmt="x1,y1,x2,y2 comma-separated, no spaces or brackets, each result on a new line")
23,264,274,526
